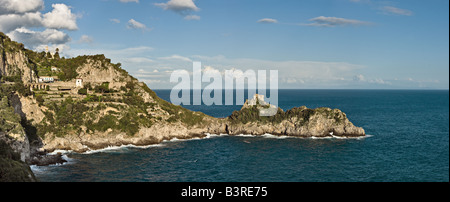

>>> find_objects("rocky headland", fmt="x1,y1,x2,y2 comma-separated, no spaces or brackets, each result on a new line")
0,32,364,181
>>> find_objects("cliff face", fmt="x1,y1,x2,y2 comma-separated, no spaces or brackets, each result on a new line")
0,33,37,84
0,31,365,160
0,97,36,182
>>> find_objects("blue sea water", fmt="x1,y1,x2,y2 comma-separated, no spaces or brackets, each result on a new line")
32,90,449,182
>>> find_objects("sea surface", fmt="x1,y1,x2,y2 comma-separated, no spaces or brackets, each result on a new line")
32,90,449,182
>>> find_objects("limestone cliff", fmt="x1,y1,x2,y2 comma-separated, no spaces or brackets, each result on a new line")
0,31,365,164
0,32,38,84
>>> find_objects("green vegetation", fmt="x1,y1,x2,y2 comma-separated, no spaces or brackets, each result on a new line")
0,87,36,182
24,50,124,82
0,32,25,54
36,95,154,137
0,96,22,134
0,140,36,182
94,82,110,93
138,81,208,126
228,106,286,125
2,31,208,141
35,95,44,105
228,106,347,126
78,88,88,95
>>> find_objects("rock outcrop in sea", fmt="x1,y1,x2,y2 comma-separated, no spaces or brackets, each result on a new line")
226,94,365,137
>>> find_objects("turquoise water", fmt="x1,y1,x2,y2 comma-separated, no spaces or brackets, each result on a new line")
32,90,449,182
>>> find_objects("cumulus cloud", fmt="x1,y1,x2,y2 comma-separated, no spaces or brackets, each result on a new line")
8,27,70,47
0,3,78,33
381,6,413,16
0,12,43,33
0,0,44,15
257,18,278,24
155,0,200,16
304,16,371,27
42,4,78,30
0,1,79,52
127,19,149,30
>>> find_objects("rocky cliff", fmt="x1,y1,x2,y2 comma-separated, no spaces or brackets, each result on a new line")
0,33,38,84
227,95,365,137
0,32,364,181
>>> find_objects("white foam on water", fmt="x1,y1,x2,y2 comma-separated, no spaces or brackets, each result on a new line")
204,133,229,139
83,144,164,154
30,164,46,173
233,133,371,140
261,133,293,139
235,134,257,137
48,149,73,155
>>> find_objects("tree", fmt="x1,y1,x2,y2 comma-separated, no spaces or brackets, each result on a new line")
53,48,60,59
36,95,44,105
78,88,88,95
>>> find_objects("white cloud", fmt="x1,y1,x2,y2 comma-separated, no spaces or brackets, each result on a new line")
0,0,44,15
304,16,371,27
110,18,120,23
381,6,413,16
42,4,78,30
35,43,70,54
0,12,43,32
184,15,200,20
0,2,78,33
257,18,278,24
155,0,200,15
127,19,149,30
8,28,70,48
0,2,78,52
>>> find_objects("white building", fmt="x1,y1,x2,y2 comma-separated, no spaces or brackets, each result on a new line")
76,78,83,87
247,94,266,106
38,76,54,83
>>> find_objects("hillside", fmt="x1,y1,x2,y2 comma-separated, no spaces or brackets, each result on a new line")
0,32,364,181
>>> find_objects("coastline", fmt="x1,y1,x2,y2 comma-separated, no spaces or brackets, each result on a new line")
40,132,372,156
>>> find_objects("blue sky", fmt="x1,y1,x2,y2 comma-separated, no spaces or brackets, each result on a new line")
1,0,448,89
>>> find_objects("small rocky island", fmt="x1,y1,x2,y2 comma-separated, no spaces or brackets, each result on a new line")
0,32,364,181
226,94,365,137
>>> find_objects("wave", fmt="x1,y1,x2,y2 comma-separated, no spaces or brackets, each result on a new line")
45,133,373,156
83,144,164,155
205,133,229,138
232,133,373,140
48,149,73,155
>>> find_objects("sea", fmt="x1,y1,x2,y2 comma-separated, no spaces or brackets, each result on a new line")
31,90,449,182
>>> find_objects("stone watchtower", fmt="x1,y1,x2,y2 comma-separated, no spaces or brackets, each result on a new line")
76,78,83,88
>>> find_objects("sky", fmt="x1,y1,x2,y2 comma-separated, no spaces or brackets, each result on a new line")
0,0,448,89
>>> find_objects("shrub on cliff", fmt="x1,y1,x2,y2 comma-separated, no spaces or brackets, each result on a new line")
78,88,88,95
0,140,37,182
